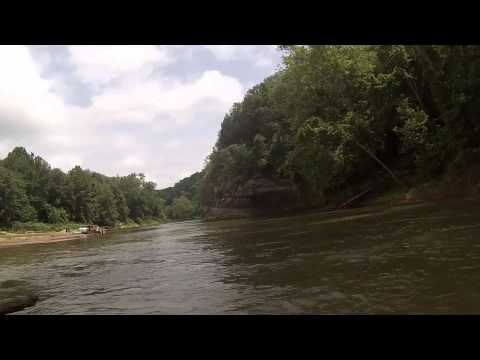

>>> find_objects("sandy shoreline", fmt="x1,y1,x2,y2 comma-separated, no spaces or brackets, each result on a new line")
0,224,166,249
0,232,99,249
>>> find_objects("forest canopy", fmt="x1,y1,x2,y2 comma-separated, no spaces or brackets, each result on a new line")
0,147,199,229
199,45,480,208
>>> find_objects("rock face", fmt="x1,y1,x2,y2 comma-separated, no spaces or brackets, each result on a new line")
204,176,308,220
203,207,255,221
0,280,38,315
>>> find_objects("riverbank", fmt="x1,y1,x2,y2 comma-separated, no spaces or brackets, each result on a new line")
204,170,480,222
0,220,168,249
0,231,100,249
364,171,480,207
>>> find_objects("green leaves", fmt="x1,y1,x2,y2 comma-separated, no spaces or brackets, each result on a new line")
0,148,172,228
201,45,480,209
45,205,68,224
170,196,195,220
394,99,429,154
0,166,37,226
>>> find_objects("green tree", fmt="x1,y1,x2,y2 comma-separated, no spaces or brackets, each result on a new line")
201,45,480,210
45,205,69,224
0,166,37,226
171,196,195,220
94,182,119,226
65,166,100,223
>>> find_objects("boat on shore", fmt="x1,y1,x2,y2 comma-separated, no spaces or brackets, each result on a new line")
79,225,109,235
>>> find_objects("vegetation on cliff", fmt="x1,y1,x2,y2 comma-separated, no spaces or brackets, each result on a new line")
198,45,480,210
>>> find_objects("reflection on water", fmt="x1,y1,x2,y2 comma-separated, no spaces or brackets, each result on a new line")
2,199,480,314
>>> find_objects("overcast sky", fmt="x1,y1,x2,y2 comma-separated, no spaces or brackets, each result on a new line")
0,45,283,188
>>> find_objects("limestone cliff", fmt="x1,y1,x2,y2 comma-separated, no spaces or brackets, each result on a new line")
203,176,309,220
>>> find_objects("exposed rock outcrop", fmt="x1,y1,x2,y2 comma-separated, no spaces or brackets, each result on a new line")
203,207,255,221
204,176,309,220
0,280,38,315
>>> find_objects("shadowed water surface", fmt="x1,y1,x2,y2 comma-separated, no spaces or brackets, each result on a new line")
2,199,480,314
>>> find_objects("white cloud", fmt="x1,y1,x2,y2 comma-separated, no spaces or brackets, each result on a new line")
0,45,281,188
68,45,174,85
203,45,239,61
163,139,181,149
29,46,53,74
49,153,84,170
203,45,278,67
111,133,137,148
45,135,73,147
0,45,67,129
120,155,146,168
254,56,276,68
83,69,243,125
0,140,15,159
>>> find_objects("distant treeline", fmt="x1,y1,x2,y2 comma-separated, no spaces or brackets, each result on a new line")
0,147,199,229
198,46,480,208
157,172,202,215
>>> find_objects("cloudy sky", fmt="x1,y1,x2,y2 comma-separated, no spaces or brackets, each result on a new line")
0,45,283,188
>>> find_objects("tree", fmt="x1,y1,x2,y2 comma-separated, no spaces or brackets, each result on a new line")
0,166,37,226
112,184,129,223
171,196,195,220
45,205,68,224
200,45,480,210
94,182,119,226
0,148,172,228
65,166,100,223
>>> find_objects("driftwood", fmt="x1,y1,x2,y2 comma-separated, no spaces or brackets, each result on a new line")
338,188,372,209
336,124,408,189
352,140,408,189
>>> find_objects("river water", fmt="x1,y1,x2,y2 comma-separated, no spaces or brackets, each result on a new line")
2,199,480,314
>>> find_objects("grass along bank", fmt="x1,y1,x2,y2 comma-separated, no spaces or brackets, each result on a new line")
0,219,170,248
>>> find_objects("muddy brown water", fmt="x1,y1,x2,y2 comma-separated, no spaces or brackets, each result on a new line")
2,199,480,314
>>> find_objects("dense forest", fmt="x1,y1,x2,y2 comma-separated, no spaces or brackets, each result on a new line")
0,147,199,230
158,172,202,218
198,45,480,212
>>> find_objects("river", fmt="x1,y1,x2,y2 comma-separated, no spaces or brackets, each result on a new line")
2,199,480,314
